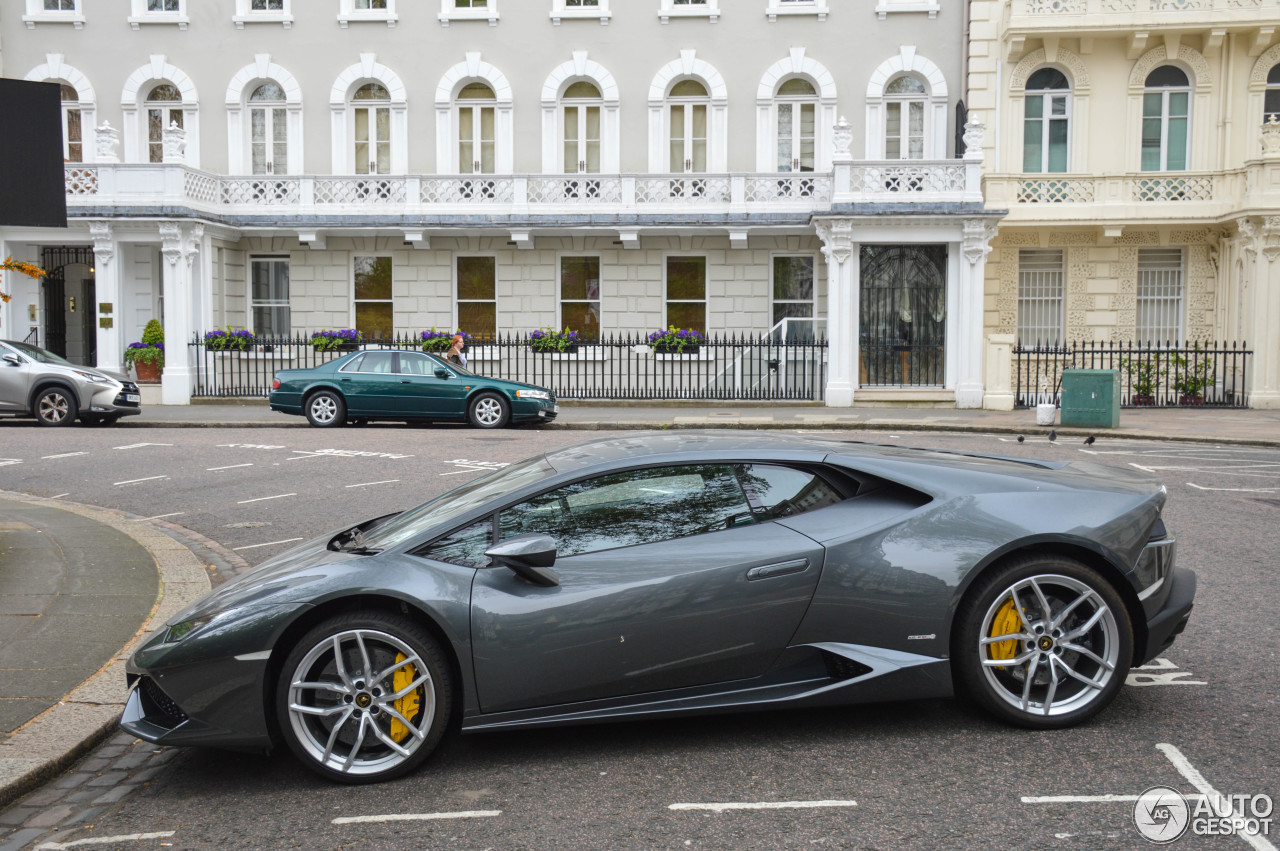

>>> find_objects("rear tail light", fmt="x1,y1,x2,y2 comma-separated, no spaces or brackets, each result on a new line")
272,378,281,390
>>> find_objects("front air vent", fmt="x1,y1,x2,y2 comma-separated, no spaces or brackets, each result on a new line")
140,677,188,728
1149,517,1169,541
822,651,873,681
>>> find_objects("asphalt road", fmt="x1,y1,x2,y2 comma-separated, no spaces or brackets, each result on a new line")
0,424,1276,850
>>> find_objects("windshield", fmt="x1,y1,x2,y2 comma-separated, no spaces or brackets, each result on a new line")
359,455,556,550
5,341,72,366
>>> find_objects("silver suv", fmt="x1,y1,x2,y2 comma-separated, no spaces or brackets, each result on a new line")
0,340,142,426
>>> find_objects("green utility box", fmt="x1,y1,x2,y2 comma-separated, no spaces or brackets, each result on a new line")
1060,369,1120,428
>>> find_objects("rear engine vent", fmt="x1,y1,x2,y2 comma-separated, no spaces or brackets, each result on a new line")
823,652,873,681
140,677,188,728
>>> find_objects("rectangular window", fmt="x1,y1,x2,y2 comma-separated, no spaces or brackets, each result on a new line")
665,256,706,335
772,255,815,331
354,256,393,340
148,0,180,9
455,0,486,6
457,256,497,338
250,258,290,336
63,106,82,163
560,257,601,339
1017,249,1064,345
358,0,388,7
1137,248,1184,344
44,0,77,9
147,108,182,163
251,0,284,8
1142,91,1189,172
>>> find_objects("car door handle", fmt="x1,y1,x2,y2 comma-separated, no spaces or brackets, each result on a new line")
401,379,411,384
340,378,351,383
746,558,809,581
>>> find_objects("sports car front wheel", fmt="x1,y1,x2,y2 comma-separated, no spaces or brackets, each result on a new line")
953,556,1133,729
277,611,453,783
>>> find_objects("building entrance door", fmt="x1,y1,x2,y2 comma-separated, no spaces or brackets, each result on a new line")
859,244,947,387
40,247,97,366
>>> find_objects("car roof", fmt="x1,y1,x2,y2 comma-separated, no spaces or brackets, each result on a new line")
542,431,864,474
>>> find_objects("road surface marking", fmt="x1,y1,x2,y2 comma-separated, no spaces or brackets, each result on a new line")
333,811,502,825
1187,483,1280,493
1158,744,1278,851
233,537,304,551
207,463,254,471
345,480,400,488
134,512,185,522
36,832,176,850
114,443,173,450
237,493,296,504
1127,657,1207,687
0,459,21,467
42,451,89,459
45,493,69,500
1023,794,1208,804
114,475,169,486
669,800,858,813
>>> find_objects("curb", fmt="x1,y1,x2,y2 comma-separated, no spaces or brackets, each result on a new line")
0,493,213,811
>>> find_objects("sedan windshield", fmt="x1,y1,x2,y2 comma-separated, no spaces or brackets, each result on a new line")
5,341,72,366
359,455,556,551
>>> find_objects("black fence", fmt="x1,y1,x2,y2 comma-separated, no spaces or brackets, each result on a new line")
1014,340,1251,408
189,332,828,402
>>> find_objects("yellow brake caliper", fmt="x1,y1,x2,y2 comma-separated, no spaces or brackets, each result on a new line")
987,597,1022,670
389,653,420,743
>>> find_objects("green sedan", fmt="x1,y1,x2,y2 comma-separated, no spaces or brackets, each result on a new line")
269,350,558,429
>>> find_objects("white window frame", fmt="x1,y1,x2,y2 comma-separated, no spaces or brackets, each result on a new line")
666,83,710,174
883,77,928,161
59,85,84,163
339,0,397,28
1136,248,1184,345
561,89,603,174
145,88,185,164
456,93,497,175
659,0,718,24
352,255,395,339
226,60,303,175
551,0,610,25
248,89,290,175
1023,74,1072,174
22,0,85,29
249,256,291,336
454,254,499,338
439,0,499,26
128,0,188,29
765,0,827,22
770,254,817,330
773,89,818,173
233,0,292,28
1016,249,1064,346
351,89,393,176
663,254,708,335
557,254,602,337
1141,74,1191,173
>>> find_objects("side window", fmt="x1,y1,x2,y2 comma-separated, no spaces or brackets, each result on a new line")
499,465,752,557
396,352,435,375
418,519,493,568
737,464,843,521
341,353,366,371
356,351,395,373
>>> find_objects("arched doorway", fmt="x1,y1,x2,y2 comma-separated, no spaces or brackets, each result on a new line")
859,244,947,386
40,246,97,366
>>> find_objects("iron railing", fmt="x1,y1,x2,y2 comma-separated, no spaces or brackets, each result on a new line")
1014,340,1251,408
22,328,39,346
190,332,828,402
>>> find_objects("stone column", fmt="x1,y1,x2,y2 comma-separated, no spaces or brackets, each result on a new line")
89,222,122,373
1239,217,1280,408
815,218,857,407
159,223,201,405
956,219,998,408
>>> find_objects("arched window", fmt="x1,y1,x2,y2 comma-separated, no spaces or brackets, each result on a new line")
457,82,496,174
884,75,926,160
351,82,390,175
146,83,183,163
248,82,287,175
60,84,83,163
1024,68,1070,173
1266,64,1280,121
1142,65,1190,172
667,79,709,173
774,78,817,173
562,81,602,174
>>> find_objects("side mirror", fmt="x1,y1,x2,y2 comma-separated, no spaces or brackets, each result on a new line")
2,354,21,367
485,534,559,587
434,367,451,379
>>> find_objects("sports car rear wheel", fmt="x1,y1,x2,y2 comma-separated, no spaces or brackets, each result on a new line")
278,611,452,783
954,556,1132,729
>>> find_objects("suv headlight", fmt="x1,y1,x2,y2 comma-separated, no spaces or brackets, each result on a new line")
74,370,111,384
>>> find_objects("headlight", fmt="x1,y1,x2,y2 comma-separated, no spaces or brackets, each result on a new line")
516,389,550,400
165,616,214,643
74,370,110,384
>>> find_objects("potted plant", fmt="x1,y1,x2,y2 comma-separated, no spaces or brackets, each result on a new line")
1122,354,1164,406
1171,346,1214,405
647,326,706,355
528,327,581,354
421,329,471,353
125,318,165,383
311,329,362,352
204,328,256,352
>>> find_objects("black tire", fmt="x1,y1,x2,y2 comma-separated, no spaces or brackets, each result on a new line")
305,390,346,428
34,387,78,427
467,392,510,429
277,610,453,784
952,555,1132,729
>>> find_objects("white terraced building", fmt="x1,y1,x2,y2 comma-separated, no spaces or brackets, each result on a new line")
0,0,997,406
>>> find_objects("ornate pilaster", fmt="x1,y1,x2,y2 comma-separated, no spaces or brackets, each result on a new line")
1235,216,1280,408
959,218,999,409
814,218,858,407
158,223,195,404
89,221,123,372
1263,217,1280,264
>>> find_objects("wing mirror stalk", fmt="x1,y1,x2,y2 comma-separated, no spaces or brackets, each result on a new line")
434,367,452,379
486,534,559,587
2,354,21,367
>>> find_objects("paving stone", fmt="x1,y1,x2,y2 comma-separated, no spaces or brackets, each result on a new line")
0,827,47,851
0,808,33,827
61,805,105,828
112,751,150,770
62,789,101,804
51,773,89,790
15,788,61,807
25,804,72,828
86,771,126,788
95,745,128,759
91,785,135,805
129,766,165,784
77,758,111,774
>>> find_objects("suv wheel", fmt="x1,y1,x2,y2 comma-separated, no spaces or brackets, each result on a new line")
35,388,78,427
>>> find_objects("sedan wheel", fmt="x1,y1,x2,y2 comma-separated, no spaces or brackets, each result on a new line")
35,388,77,427
278,612,452,783
305,391,346,428
954,557,1132,729
467,392,510,429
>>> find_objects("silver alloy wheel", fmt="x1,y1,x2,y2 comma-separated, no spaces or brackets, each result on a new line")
37,391,71,424
286,628,435,778
473,396,504,427
978,573,1120,718
309,395,339,425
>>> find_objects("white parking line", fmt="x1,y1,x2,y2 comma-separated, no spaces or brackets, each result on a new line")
345,480,400,488
134,512,185,522
114,443,173,450
1023,794,1208,804
332,810,502,825
237,493,296,504
114,475,169,486
0,458,22,467
207,463,254,471
1187,483,1280,493
46,493,68,500
42,451,89,459
1158,744,1278,851
35,832,176,850
232,537,304,551
669,800,858,813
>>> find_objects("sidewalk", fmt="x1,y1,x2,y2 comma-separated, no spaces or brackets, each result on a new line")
121,399,1280,447
0,494,211,811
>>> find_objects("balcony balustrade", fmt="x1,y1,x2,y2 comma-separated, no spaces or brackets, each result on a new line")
1007,0,1274,35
